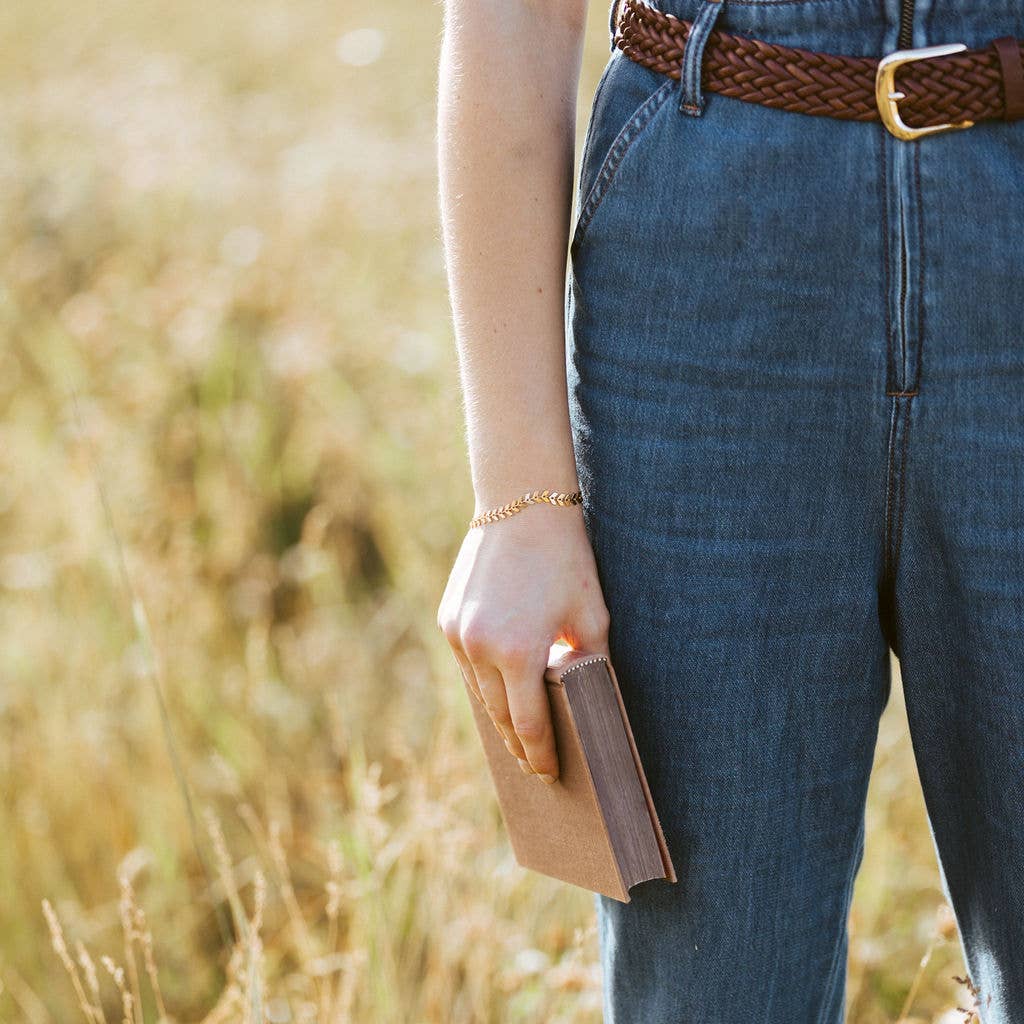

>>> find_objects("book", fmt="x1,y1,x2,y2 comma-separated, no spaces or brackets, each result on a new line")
463,642,677,902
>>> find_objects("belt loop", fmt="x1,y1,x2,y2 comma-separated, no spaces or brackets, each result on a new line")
678,0,726,116
992,36,1024,120
609,0,623,53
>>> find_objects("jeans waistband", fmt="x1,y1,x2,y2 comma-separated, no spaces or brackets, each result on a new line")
613,0,1024,57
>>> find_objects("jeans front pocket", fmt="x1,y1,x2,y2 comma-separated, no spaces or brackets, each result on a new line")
571,55,678,255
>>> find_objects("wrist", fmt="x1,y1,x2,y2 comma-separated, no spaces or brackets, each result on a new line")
472,481,581,519
470,485,584,529
470,447,580,516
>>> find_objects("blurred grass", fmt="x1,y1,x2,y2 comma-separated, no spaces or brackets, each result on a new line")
0,0,974,1021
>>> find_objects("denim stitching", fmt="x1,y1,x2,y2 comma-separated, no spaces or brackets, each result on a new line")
882,396,901,582
574,56,621,235
572,77,676,251
679,0,725,116
878,129,895,393
891,398,913,576
814,813,866,1024
912,143,925,394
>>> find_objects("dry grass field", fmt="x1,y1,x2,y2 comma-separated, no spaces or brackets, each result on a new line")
0,1,979,1021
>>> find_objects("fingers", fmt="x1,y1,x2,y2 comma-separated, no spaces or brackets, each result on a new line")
474,663,529,764
441,615,529,763
439,555,613,788
502,649,559,783
459,617,555,778
446,630,524,759
450,646,483,705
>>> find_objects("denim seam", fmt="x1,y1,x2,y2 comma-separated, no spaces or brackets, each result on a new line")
814,813,866,1024
891,398,913,576
912,143,925,394
574,55,621,232
878,130,895,393
882,396,901,583
882,394,913,585
572,76,677,251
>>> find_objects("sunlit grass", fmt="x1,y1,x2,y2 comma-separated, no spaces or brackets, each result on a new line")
0,0,975,1020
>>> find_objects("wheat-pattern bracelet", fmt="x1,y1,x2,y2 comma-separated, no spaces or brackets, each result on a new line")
469,488,583,529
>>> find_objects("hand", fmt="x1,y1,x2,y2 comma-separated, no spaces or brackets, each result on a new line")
437,503,611,783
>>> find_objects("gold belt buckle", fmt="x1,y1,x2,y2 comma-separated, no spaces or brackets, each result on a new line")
875,43,975,140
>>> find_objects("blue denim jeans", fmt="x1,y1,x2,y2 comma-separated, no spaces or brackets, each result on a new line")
565,0,1024,1020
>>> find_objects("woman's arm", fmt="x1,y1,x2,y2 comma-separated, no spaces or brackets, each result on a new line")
437,0,586,509
437,0,611,783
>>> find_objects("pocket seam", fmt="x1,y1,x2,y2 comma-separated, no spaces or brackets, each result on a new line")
574,56,619,216
571,75,677,253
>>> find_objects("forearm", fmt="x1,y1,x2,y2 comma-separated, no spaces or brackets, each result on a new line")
437,0,588,515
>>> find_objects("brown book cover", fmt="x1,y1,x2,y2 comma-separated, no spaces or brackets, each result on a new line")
463,643,677,902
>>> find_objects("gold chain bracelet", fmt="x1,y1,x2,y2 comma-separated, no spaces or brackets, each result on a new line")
469,488,583,529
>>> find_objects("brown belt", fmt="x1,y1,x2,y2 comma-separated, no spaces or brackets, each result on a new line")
613,0,1024,139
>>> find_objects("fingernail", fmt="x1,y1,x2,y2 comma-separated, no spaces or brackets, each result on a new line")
538,774,556,785
517,758,533,775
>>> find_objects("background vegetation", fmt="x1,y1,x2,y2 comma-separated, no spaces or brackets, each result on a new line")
0,0,977,1020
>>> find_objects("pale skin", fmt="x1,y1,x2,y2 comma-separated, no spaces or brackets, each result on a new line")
435,0,612,783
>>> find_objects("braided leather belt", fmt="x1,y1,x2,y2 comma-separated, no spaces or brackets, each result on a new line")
614,0,1024,139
